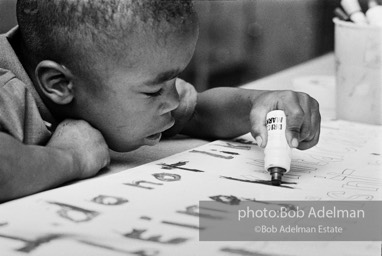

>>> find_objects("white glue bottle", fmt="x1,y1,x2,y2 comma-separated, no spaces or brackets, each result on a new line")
264,110,292,186
366,0,382,26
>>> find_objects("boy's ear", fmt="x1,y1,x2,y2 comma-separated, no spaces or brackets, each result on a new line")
35,60,75,105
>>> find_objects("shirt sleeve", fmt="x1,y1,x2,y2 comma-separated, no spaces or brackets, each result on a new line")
0,68,51,145
163,78,197,137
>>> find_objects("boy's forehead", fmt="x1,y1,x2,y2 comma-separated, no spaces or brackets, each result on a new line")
91,27,197,84
114,18,198,64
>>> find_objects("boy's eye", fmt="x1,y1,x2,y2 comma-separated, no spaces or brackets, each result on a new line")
144,88,163,97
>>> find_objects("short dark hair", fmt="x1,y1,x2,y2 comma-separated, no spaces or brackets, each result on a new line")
16,0,195,75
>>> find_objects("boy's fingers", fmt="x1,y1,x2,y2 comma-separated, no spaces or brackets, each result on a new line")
298,106,321,150
283,104,305,148
298,130,320,150
249,106,269,148
248,90,320,150
103,152,111,168
299,109,312,142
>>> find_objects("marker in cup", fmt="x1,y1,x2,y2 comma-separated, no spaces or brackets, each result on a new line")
366,0,382,26
341,0,368,24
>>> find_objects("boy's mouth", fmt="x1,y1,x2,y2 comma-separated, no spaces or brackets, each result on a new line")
144,132,162,146
145,118,175,144
146,133,161,140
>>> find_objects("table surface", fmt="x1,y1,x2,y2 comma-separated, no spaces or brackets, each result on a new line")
3,53,381,256
106,53,335,176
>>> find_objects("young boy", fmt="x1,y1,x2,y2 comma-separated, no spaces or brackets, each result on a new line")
0,0,321,202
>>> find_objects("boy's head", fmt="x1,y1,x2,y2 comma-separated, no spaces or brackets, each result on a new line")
16,0,199,151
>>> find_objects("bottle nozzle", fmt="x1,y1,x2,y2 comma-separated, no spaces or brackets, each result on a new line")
269,167,286,186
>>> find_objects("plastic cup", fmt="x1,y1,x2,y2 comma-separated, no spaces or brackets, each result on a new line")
334,18,382,125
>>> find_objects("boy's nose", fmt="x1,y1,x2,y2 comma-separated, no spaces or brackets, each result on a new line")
161,84,180,115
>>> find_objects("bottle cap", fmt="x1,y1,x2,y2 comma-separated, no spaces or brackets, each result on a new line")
269,167,286,186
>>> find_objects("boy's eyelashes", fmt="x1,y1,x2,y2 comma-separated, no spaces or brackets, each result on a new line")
144,88,163,97
142,78,176,97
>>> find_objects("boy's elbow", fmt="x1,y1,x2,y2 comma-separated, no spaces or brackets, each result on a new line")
0,182,27,203
0,180,17,203
0,163,24,203
0,189,14,203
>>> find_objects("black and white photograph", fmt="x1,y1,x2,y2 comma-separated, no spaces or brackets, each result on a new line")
0,0,381,255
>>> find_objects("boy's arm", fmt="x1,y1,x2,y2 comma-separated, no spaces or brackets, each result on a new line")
180,87,321,150
0,119,109,202
180,87,253,138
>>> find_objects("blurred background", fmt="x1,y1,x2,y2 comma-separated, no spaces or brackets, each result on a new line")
0,0,361,91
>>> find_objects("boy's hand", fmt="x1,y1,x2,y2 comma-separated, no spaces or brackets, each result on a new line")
249,90,321,150
47,119,110,179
